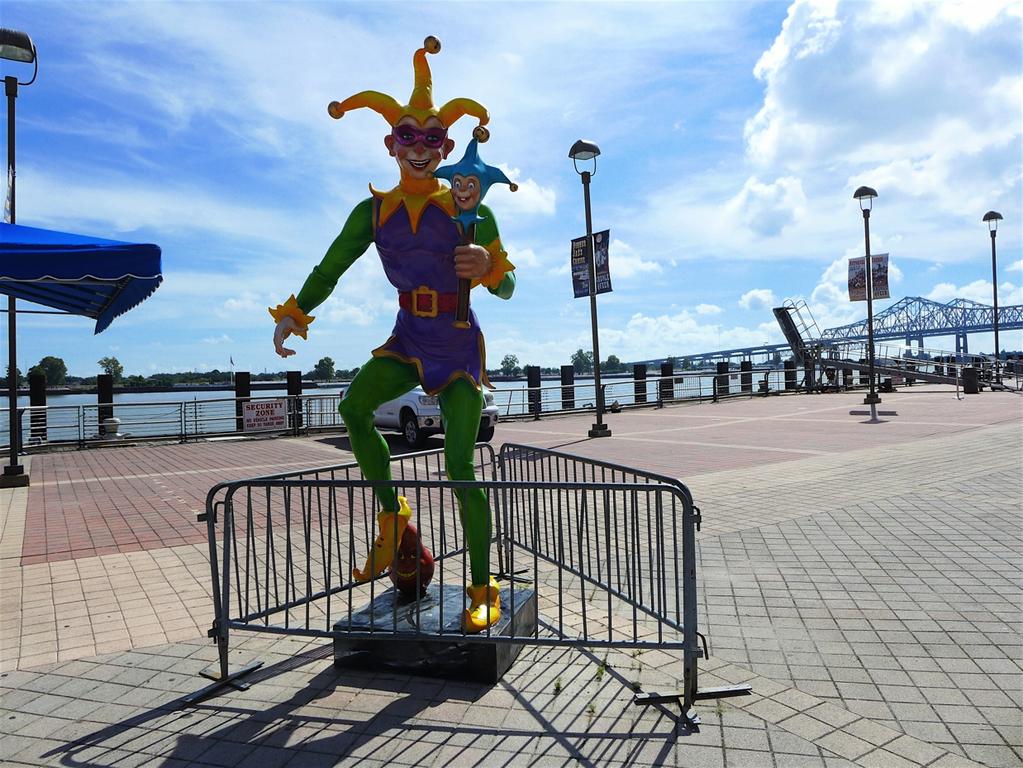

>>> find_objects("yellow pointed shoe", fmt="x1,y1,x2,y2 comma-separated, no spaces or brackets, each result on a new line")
463,577,501,633
352,496,413,582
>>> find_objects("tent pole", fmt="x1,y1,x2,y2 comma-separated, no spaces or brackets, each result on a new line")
3,74,27,487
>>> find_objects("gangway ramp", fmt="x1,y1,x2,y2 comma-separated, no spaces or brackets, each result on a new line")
824,356,958,386
773,299,823,366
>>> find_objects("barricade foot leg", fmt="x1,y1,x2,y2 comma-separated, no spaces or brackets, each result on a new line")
632,692,702,731
183,661,264,706
694,684,754,700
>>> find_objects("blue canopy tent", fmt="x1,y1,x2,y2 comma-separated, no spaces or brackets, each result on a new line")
0,223,163,333
1,222,163,484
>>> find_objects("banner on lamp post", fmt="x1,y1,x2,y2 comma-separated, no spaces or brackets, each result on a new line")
848,253,890,301
593,229,612,295
571,235,590,298
570,230,612,298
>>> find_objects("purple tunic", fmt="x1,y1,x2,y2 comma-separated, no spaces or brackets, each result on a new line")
372,202,488,394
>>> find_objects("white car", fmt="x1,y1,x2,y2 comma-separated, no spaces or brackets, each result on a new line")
368,387,499,449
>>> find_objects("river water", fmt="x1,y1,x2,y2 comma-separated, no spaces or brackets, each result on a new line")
2,371,780,446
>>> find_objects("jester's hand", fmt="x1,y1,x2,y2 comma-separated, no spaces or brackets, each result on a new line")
454,243,491,280
273,317,301,358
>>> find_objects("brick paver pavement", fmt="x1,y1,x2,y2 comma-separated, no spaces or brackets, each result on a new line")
1,384,1020,767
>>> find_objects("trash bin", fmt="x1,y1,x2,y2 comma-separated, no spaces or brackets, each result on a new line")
962,366,979,395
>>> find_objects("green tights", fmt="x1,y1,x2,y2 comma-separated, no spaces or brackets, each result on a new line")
338,356,491,585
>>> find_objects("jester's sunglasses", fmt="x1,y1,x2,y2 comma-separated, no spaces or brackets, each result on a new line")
391,124,448,149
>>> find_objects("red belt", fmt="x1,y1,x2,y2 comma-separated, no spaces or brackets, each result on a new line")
398,286,460,318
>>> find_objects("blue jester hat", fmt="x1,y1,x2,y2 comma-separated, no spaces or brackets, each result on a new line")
433,138,517,230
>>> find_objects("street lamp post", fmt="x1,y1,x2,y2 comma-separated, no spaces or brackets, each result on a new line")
853,185,880,417
1,27,37,488
570,139,610,438
982,210,1003,384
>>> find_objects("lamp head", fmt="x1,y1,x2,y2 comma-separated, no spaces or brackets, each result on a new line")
853,186,878,211
0,28,35,63
0,27,37,88
569,139,600,176
982,210,1003,233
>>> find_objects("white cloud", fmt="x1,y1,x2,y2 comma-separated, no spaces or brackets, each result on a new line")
739,288,776,311
201,334,234,345
725,176,807,237
608,239,662,279
695,303,723,315
744,0,1021,219
487,167,556,217
20,166,313,248
505,246,540,269
1006,259,1023,273
10,1,1021,376
602,312,781,360
927,279,1023,306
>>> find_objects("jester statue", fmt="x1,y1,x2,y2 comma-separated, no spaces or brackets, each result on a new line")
270,36,516,633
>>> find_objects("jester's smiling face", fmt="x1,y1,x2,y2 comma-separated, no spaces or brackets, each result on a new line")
389,522,435,598
384,115,455,181
450,174,481,212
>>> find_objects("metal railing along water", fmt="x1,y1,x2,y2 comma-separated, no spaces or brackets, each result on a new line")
3,372,794,450
5,360,1010,451
1,393,346,449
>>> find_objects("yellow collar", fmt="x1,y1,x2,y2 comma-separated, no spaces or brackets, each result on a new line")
370,177,456,234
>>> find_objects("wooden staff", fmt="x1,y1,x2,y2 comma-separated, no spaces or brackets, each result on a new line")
453,222,475,329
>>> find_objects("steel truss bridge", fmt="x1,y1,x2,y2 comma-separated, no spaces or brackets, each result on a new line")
820,296,1023,355
634,296,1022,369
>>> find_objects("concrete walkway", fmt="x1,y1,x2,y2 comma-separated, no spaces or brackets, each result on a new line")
1,385,1020,767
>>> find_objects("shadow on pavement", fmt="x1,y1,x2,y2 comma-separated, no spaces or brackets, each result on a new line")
40,640,690,768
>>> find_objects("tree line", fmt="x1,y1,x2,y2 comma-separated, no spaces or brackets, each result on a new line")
493,350,629,377
4,349,675,389
1,356,345,388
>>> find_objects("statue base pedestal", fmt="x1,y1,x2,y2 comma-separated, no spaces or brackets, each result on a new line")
333,583,537,684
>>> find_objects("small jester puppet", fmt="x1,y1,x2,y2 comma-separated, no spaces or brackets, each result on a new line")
433,138,518,327
270,36,515,633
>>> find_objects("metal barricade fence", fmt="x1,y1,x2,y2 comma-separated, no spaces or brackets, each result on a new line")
194,443,747,721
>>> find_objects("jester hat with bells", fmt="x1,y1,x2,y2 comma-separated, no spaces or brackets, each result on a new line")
327,36,491,231
328,36,491,141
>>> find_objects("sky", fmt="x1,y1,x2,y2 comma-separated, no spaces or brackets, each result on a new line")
3,0,1022,378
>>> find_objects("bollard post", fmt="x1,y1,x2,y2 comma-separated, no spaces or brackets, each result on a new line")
560,365,574,411
803,357,815,393
97,374,113,435
962,366,979,394
526,366,542,418
29,372,46,442
740,360,752,394
842,367,852,390
633,364,647,404
784,359,796,391
235,371,251,432
934,358,944,378
716,361,729,397
287,371,303,433
906,362,915,386
659,362,674,403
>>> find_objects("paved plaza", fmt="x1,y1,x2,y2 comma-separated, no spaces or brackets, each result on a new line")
0,385,1020,767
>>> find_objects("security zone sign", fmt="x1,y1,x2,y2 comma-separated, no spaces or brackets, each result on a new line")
243,399,287,431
